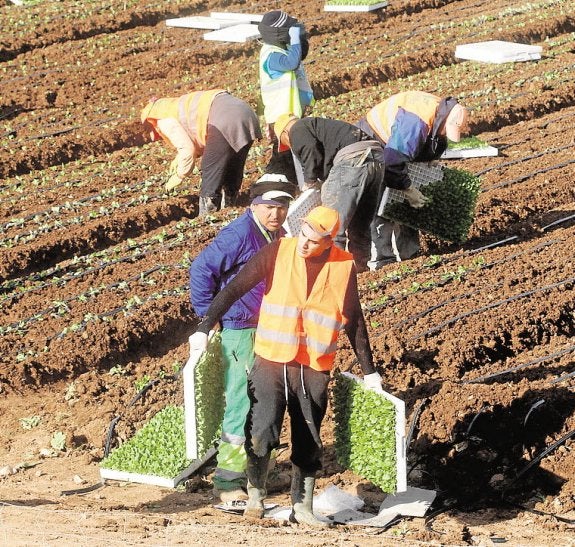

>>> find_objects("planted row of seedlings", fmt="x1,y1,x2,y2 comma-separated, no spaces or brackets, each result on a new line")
3,0,573,179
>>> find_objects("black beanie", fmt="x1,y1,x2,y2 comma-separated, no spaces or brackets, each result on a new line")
258,10,298,48
260,10,293,28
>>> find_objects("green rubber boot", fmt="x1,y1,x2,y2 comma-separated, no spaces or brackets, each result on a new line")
289,466,332,528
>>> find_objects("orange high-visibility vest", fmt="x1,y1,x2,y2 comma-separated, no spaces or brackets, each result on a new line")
141,89,225,152
366,91,441,144
254,238,354,371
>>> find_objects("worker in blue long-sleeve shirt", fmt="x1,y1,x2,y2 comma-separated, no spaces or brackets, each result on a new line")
258,10,315,185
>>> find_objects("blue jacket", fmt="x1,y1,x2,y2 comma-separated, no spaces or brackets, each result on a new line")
190,209,281,329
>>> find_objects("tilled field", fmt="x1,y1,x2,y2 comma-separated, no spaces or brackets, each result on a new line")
1,0,574,545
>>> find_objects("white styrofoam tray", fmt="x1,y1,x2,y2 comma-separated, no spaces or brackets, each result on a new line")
165,16,240,30
324,1,388,12
100,448,215,488
210,11,263,23
377,162,444,216
204,23,260,43
441,145,499,159
283,188,321,237
455,40,542,63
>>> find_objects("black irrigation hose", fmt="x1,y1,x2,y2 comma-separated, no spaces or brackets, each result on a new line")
502,428,575,494
405,398,428,454
542,212,575,231
550,370,575,385
25,116,127,142
1,176,155,233
410,276,575,341
462,345,575,384
48,285,187,341
387,237,557,329
482,158,575,192
475,142,575,177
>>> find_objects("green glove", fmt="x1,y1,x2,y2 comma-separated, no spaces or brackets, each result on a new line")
165,172,184,191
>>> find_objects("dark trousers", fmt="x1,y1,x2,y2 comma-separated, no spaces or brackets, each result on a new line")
201,125,252,201
245,358,330,473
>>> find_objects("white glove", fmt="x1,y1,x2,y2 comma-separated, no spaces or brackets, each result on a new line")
189,331,208,353
363,372,384,394
403,186,428,208
288,26,301,45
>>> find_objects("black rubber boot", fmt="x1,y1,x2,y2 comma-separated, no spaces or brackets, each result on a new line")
244,454,270,519
288,466,332,528
198,196,218,216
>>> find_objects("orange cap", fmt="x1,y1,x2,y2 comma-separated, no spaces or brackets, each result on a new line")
303,206,340,238
274,113,299,152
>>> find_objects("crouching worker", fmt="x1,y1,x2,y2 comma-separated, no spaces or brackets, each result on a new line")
190,174,297,503
189,206,385,526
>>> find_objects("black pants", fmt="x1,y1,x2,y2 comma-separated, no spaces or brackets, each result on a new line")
201,125,252,202
245,358,330,473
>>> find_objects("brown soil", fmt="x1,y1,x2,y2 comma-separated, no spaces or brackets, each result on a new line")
1,0,574,545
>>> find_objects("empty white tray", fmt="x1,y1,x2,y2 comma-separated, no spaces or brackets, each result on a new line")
455,40,542,63
166,16,239,30
210,11,263,23
204,23,261,43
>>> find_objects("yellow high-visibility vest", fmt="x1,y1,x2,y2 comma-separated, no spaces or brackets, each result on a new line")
140,89,225,152
366,91,441,144
259,44,313,124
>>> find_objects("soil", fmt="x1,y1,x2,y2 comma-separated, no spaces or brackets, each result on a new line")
1,0,575,545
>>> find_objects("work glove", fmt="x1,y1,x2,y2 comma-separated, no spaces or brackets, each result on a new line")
165,172,184,192
189,331,208,353
363,372,385,394
168,157,179,176
403,186,428,208
288,25,301,45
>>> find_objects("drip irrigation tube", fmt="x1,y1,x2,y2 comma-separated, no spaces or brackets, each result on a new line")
410,276,575,341
405,398,428,454
503,428,575,493
475,142,574,177
482,158,575,192
462,345,575,385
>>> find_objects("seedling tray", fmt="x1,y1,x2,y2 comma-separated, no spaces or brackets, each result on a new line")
165,16,239,30
324,1,388,12
209,12,263,23
378,162,481,243
283,188,321,237
333,372,406,493
100,333,224,488
442,136,499,159
100,448,215,488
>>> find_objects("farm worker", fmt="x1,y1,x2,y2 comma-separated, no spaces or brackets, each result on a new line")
190,174,297,503
356,91,469,268
257,10,314,184
273,113,427,272
188,206,385,527
140,89,262,215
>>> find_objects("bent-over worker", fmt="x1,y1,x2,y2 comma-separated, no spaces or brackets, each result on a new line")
141,89,261,214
